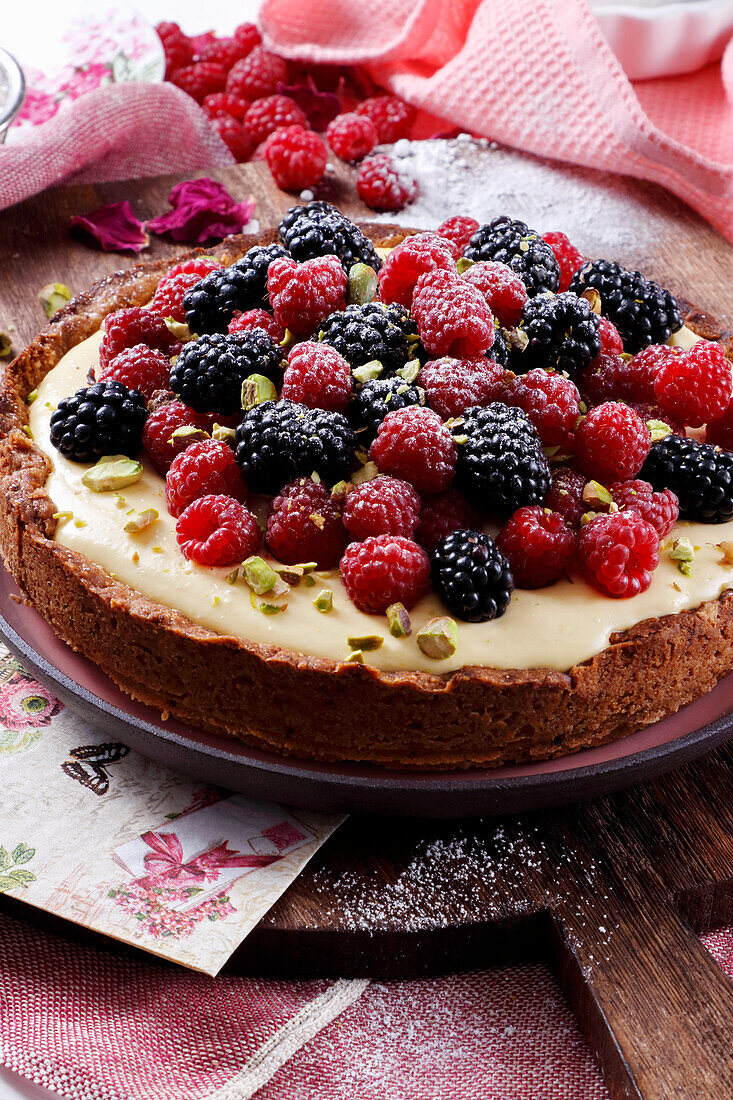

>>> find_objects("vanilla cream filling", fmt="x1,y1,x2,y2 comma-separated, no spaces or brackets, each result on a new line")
27,326,733,674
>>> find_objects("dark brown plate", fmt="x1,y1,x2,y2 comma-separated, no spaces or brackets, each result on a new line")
2,566,732,816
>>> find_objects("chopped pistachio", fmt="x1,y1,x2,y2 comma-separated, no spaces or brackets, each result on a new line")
352,360,384,385
52,510,73,522
276,562,318,586
242,555,278,595
114,494,127,509
331,480,352,498
309,512,326,530
22,425,33,438
310,471,321,484
304,574,316,587
386,602,412,637
313,588,334,613
453,433,468,446
82,455,143,492
250,591,287,614
0,331,12,360
347,634,383,651
354,448,369,467
241,373,277,410
73,518,87,528
582,480,613,510
717,541,733,565
168,425,209,446
212,423,236,445
279,328,296,350
647,419,672,443
347,263,378,305
668,537,694,575
165,318,194,341
152,546,163,554
124,507,159,534
351,460,379,486
225,567,239,584
38,282,72,319
344,649,364,664
581,287,602,314
26,389,38,405
417,616,458,660
397,361,421,384
456,257,475,275
505,327,529,354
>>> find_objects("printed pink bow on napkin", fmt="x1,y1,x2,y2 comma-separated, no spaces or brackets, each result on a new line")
140,830,278,885
261,0,733,241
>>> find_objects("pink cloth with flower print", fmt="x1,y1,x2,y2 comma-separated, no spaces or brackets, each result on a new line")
261,0,733,241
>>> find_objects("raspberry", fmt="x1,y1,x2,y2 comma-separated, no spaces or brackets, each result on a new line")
233,23,262,56
706,405,733,451
377,233,456,308
49,382,147,464
157,23,193,79
578,350,657,407
210,115,254,162
151,272,205,323
281,341,352,413
340,535,430,614
504,369,581,448
165,257,224,281
165,440,248,518
355,96,416,143
266,478,346,568
99,307,178,370
412,269,494,358
265,125,328,191
343,476,421,540
541,231,585,292
461,261,528,328
326,112,377,162
142,401,213,476
598,315,624,356
545,466,587,528
654,340,732,428
415,489,482,552
356,155,419,213
226,48,289,101
176,495,261,567
370,406,456,494
418,356,504,419
436,216,480,256
244,95,308,145
431,530,514,622
267,256,346,335
610,479,679,538
577,511,659,598
203,93,250,122
98,344,171,399
228,309,286,343
171,62,228,104
497,505,577,588
574,402,651,482
194,37,242,69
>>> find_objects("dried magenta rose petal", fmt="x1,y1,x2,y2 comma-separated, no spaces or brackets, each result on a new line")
70,201,148,253
147,178,256,245
276,77,341,131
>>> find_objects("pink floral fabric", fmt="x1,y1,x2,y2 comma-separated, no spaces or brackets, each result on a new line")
261,0,733,241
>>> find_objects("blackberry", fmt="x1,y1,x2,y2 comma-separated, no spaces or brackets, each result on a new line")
170,330,283,415
319,302,419,374
456,403,551,516
49,381,147,464
350,377,426,445
487,325,509,368
515,291,601,376
235,399,355,494
569,259,682,353
278,201,381,273
464,216,560,298
183,244,288,334
432,529,514,622
641,434,733,523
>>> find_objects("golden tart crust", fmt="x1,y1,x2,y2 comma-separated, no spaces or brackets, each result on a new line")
2,225,733,770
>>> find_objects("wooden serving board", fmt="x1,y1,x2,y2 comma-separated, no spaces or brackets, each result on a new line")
1,148,733,1100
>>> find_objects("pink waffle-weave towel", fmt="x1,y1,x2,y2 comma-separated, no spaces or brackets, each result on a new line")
261,0,733,241
0,83,234,211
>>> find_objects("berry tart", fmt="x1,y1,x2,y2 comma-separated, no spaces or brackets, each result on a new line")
2,206,733,769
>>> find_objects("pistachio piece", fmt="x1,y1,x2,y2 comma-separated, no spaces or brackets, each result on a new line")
352,360,384,385
168,425,209,447
242,555,278,595
0,331,14,360
225,567,239,584
669,537,694,576
38,282,72,319
164,318,193,342
417,616,458,660
74,518,87,528
351,460,379,487
347,634,383,652
52,510,73,522
276,562,318,586
344,649,364,664
124,508,159,534
347,263,378,305
313,589,334,613
386,602,412,638
456,257,475,275
82,455,144,493
241,374,277,410
647,419,672,443
718,541,733,565
582,480,613,510
26,388,38,405
331,480,352,498
505,327,529,354
249,591,288,614
581,287,602,314
397,361,421,383
212,423,237,446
